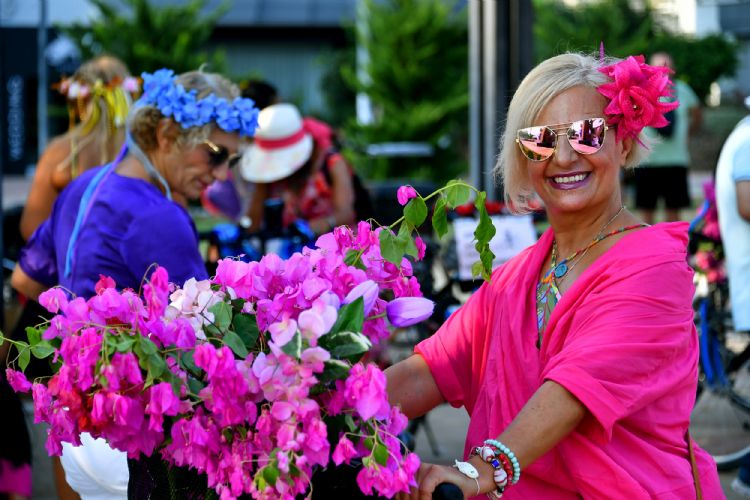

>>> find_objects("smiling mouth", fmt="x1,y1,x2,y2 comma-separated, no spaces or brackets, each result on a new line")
551,172,590,185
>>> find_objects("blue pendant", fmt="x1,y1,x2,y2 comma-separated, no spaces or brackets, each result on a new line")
553,262,568,278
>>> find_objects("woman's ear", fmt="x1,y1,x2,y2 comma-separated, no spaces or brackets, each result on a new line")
619,137,634,167
155,119,178,152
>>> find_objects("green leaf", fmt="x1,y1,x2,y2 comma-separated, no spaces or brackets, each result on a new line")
479,247,496,281
373,443,389,466
233,314,260,350
319,359,351,384
446,181,471,208
474,196,496,245
398,222,419,259
364,437,375,451
19,348,31,372
326,331,372,361
31,341,55,359
344,249,364,269
181,350,200,376
378,230,405,266
255,475,267,492
25,326,41,346
222,330,249,358
147,352,166,379
139,337,159,356
320,329,371,363
262,464,280,486
345,414,357,432
280,331,302,359
116,335,137,353
208,301,232,332
404,197,428,226
471,261,483,279
432,197,449,238
187,376,205,395
329,297,365,335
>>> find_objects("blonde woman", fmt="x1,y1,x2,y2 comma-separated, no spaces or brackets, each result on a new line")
21,55,136,240
388,52,721,499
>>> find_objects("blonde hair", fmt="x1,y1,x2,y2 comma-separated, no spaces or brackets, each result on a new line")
494,52,651,213
128,70,240,152
62,55,133,174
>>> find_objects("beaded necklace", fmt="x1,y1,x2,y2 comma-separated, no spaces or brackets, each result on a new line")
542,205,624,285
536,211,647,345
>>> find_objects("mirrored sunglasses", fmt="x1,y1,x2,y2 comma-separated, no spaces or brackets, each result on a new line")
516,118,609,162
204,140,241,169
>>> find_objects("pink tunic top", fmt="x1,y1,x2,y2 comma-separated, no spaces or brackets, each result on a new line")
416,222,721,499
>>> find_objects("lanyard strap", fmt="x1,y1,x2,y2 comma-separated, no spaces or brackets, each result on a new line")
63,143,128,278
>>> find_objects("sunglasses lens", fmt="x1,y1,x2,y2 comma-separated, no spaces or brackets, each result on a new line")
206,145,229,167
567,118,606,155
228,154,241,169
517,126,556,161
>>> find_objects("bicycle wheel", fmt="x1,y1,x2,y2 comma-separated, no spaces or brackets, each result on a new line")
690,293,750,470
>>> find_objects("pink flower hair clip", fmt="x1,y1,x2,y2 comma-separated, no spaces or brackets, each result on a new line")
596,54,679,145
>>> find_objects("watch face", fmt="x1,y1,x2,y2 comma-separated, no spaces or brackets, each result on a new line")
454,460,479,478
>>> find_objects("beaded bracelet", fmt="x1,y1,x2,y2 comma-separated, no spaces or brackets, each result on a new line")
484,439,521,484
471,446,507,499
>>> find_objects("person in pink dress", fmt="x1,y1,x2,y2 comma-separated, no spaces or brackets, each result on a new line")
386,51,722,499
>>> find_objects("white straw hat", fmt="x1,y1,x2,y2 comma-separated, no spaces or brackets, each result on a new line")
240,103,314,183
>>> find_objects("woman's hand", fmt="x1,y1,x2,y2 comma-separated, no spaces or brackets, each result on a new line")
397,462,477,500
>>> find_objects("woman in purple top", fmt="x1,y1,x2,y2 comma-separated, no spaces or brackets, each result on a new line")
10,68,259,499
12,69,257,299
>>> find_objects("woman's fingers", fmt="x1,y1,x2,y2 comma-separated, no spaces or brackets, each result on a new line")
394,462,474,500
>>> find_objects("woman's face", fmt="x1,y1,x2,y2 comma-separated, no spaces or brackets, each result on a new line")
526,86,631,218
163,129,240,201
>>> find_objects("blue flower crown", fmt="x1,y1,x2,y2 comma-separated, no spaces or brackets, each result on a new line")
136,69,258,137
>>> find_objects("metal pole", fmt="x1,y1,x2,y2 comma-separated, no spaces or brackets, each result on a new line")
37,0,48,157
468,0,534,202
355,0,373,125
468,0,483,193
482,0,498,203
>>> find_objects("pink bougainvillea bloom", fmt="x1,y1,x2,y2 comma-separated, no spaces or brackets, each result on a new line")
5,368,32,393
297,300,337,343
268,316,298,346
396,185,418,206
344,363,388,421
414,236,426,261
356,464,380,496
38,288,69,314
332,435,358,465
386,297,434,327
94,274,117,293
143,266,170,319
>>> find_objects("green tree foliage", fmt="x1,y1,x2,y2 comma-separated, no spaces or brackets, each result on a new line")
340,0,469,182
62,0,227,74
650,34,738,103
532,0,738,102
533,0,654,62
